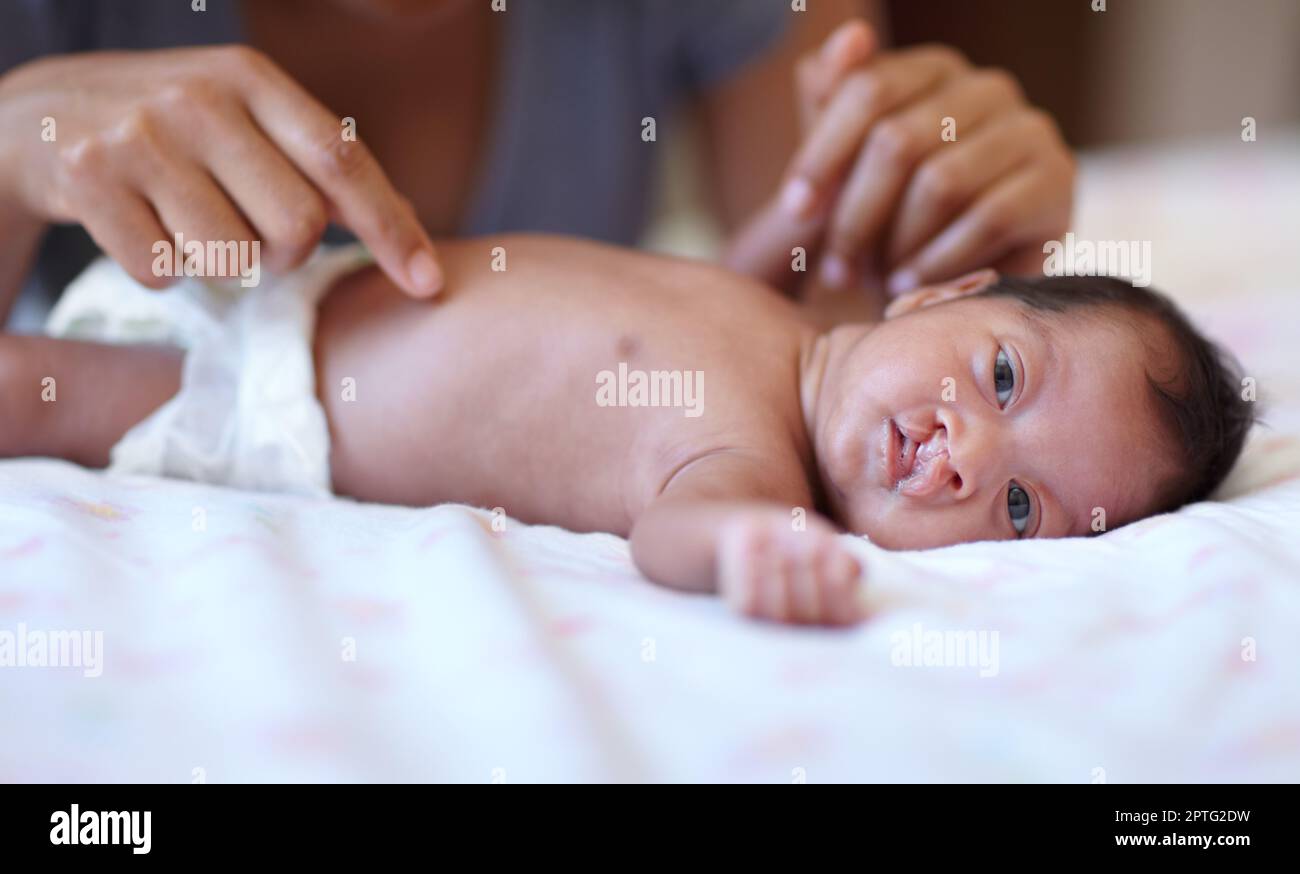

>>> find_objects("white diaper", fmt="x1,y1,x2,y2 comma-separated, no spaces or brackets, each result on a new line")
46,244,373,496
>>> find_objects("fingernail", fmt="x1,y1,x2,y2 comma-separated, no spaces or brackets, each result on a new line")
821,254,850,290
779,177,814,218
887,269,918,296
407,249,442,295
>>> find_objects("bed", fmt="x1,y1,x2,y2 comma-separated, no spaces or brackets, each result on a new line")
2,132,1298,783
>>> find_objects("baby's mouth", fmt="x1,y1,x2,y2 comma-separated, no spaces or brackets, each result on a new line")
886,419,950,497
886,419,917,486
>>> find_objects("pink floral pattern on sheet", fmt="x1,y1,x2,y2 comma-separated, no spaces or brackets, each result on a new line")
2,446,1298,782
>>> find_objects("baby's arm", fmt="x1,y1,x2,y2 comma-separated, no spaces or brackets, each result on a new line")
629,450,866,626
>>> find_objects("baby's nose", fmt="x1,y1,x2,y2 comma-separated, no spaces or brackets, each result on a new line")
936,412,998,501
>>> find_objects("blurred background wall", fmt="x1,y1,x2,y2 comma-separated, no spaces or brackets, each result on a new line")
887,0,1300,147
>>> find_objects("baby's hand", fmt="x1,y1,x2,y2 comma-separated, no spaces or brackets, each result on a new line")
716,512,866,626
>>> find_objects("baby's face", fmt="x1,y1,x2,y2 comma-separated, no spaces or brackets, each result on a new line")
815,287,1178,549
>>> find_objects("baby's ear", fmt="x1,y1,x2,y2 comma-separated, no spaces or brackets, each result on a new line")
884,269,999,319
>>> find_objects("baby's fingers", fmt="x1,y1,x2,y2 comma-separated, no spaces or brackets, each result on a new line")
818,548,866,626
787,552,825,624
756,555,794,622
718,523,768,616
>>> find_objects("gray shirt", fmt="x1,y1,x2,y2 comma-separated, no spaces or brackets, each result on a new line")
1,0,788,315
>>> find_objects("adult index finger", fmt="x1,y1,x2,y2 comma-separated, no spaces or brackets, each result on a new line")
238,52,443,297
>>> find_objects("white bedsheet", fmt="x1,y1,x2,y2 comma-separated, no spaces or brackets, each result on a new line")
2,134,1298,783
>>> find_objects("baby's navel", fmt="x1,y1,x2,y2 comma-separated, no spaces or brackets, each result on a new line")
615,333,641,359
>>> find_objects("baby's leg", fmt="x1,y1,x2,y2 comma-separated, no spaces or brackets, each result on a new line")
0,333,182,467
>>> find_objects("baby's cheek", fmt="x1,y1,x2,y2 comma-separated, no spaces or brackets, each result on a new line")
835,488,883,541
868,315,965,384
859,499,999,550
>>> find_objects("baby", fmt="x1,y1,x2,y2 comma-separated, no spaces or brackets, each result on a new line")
0,236,1252,624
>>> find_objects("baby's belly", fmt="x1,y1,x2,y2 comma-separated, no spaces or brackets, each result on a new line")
310,235,801,533
312,260,658,533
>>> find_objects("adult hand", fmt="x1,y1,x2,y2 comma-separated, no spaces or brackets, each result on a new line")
0,45,442,294
789,20,1074,295
728,21,1073,302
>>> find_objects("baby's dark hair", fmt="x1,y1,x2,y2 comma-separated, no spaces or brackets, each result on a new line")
975,275,1254,514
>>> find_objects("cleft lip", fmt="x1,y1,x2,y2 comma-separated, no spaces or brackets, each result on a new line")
897,447,951,497
883,418,918,489
886,419,950,497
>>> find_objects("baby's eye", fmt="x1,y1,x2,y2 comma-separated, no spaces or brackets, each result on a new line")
1007,483,1032,536
994,348,1015,406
